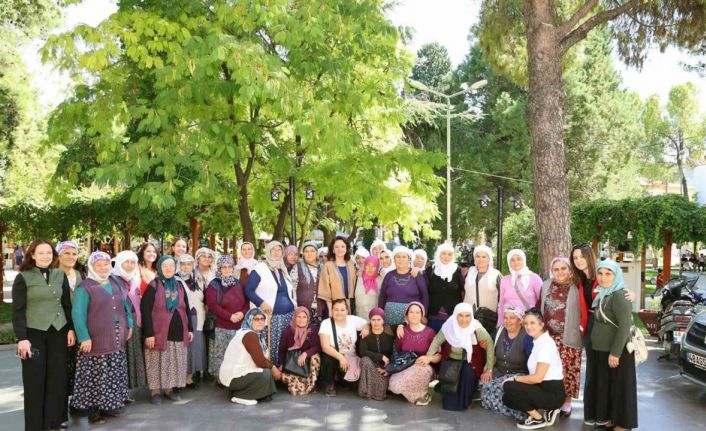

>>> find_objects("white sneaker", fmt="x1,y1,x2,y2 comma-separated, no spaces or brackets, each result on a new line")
428,379,439,389
230,396,257,406
415,393,432,406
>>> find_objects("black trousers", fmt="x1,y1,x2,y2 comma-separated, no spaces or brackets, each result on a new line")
583,314,598,420
503,380,565,413
21,326,69,431
585,347,638,429
319,352,345,386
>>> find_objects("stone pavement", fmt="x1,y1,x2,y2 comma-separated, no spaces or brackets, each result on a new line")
1,340,706,430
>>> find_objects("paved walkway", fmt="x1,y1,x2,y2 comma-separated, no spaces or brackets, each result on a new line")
0,340,705,430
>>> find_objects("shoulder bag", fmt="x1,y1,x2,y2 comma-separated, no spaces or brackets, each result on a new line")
598,296,648,364
474,273,499,334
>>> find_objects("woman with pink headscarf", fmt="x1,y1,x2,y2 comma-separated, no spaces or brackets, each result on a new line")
354,256,382,319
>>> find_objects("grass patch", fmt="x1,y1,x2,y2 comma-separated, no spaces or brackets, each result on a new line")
633,312,649,336
0,302,11,324
0,328,15,344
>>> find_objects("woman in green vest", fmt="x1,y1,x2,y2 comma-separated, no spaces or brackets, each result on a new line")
12,239,76,431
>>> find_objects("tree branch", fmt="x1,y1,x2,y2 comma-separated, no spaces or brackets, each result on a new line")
559,0,599,37
560,0,642,54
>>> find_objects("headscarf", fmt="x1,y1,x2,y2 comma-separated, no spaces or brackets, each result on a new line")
441,303,484,363
507,249,532,290
433,243,457,282
503,305,525,322
354,247,370,270
56,240,81,256
157,255,179,313
194,247,217,287
265,240,286,271
403,301,426,324
242,308,268,355
318,247,328,258
391,245,412,270
379,249,395,275
216,254,239,288
177,254,195,281
235,242,258,274
361,256,381,294
592,260,626,308
288,307,311,351
369,307,385,320
549,256,572,284
413,249,428,269
284,245,299,271
112,250,139,281
301,241,319,265
87,251,112,284
473,245,494,269
370,240,387,256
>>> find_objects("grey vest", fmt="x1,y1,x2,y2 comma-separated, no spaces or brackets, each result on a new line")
492,327,529,378
23,269,67,331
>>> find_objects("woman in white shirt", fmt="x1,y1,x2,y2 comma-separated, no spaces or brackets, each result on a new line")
502,308,565,430
318,298,367,396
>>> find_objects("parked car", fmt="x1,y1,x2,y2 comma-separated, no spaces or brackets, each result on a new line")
680,310,706,387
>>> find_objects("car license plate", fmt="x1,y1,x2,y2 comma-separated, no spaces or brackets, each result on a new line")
687,352,706,371
674,330,686,344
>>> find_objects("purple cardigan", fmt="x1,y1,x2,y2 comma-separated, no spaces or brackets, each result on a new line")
378,270,429,311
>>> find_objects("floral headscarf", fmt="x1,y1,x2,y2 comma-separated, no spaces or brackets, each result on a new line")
87,251,112,284
216,255,239,288
242,308,268,355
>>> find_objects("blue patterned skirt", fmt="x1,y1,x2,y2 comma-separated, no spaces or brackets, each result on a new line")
480,373,528,421
384,302,407,327
269,311,294,365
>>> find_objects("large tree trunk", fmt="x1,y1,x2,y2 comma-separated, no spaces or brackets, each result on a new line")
234,162,256,244
190,216,200,254
525,0,572,277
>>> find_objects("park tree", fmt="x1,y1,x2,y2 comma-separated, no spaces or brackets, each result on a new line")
411,42,453,92
44,0,442,245
477,0,706,275
641,83,706,199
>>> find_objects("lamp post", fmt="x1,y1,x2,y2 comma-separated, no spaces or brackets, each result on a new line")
479,186,523,272
408,78,487,243
271,178,315,245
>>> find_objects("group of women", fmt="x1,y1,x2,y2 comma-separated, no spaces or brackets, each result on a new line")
13,236,637,430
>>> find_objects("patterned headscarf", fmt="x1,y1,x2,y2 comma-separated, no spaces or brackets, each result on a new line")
242,308,268,355
549,256,572,285
216,254,238,288
194,247,217,287
55,240,81,256
266,241,285,271
177,254,195,282
157,255,179,313
87,251,112,284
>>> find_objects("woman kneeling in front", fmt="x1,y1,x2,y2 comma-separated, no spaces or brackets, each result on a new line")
502,308,565,429
220,308,281,405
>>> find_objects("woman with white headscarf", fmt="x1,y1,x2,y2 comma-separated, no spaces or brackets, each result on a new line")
378,246,428,326
354,247,370,272
235,242,257,287
55,240,83,296
464,245,503,334
111,250,147,392
245,240,297,365
497,249,543,327
71,252,133,424
194,247,217,290
420,303,495,411
369,240,386,258
378,249,395,277
427,243,463,332
412,249,428,272
177,254,207,389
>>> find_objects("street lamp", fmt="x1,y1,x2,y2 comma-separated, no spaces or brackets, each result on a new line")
270,179,316,246
478,186,522,272
409,78,488,242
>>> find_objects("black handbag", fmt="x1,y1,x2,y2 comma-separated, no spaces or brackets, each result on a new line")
474,273,498,334
385,350,419,374
283,349,310,378
204,281,222,339
437,358,463,394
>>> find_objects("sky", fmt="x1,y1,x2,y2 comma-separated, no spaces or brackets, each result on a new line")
21,0,706,109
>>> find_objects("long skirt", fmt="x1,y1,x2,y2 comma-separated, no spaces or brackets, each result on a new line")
67,344,78,395
209,327,237,378
71,325,129,412
388,364,434,403
187,315,206,374
585,347,638,429
384,302,408,327
228,368,277,400
144,341,188,391
358,356,389,400
281,353,321,396
480,373,527,421
551,334,581,398
440,360,478,411
269,311,294,365
125,322,147,389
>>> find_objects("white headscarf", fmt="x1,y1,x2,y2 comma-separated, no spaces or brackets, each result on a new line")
413,249,428,270
235,242,257,274
391,246,412,270
432,243,457,282
87,251,112,284
112,250,139,281
441,303,483,363
507,249,532,290
379,249,395,275
467,244,495,282
194,247,217,286
354,247,370,259
370,240,387,256
318,246,328,257
265,241,285,271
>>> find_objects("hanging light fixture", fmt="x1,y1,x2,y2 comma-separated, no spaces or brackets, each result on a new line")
305,184,315,200
270,185,281,202
478,194,490,208
511,196,523,210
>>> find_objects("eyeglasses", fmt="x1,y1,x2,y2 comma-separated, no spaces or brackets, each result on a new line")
252,316,266,322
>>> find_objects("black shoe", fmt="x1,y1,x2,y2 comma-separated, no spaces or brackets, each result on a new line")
193,371,202,382
559,409,571,418
186,382,199,390
202,372,215,382
88,411,105,425
102,408,125,417
69,406,88,416
517,415,547,429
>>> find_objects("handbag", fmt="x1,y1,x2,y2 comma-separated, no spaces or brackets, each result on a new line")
474,273,499,334
204,281,222,338
437,358,463,394
283,349,310,378
598,296,648,364
331,317,362,382
385,350,419,374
